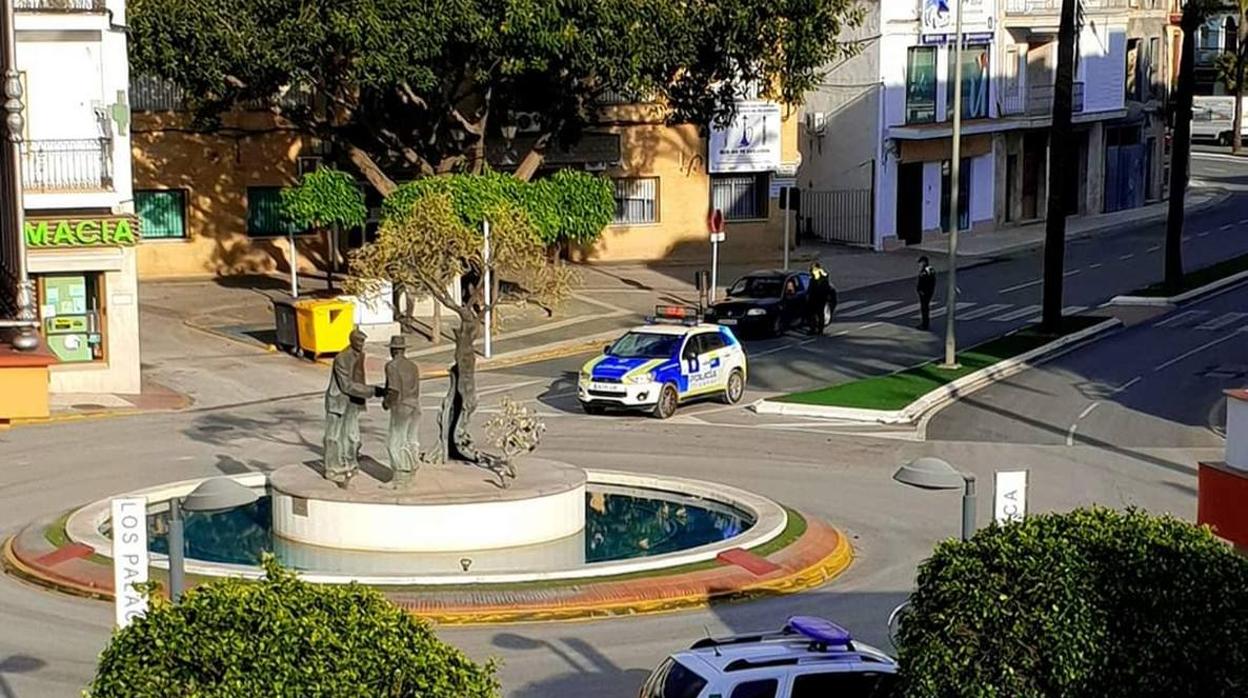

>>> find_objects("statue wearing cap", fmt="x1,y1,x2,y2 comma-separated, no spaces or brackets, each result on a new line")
323,328,375,486
383,334,421,484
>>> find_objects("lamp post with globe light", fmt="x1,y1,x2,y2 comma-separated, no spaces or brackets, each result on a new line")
167,478,260,601
893,456,977,541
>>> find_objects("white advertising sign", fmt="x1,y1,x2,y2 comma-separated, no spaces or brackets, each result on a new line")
921,0,994,43
111,497,149,628
993,470,1029,524
709,101,782,173
770,176,797,199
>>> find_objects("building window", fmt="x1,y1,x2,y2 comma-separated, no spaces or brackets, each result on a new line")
711,174,768,221
246,186,304,237
135,189,187,240
36,273,106,364
947,44,990,120
906,47,937,124
940,158,971,232
611,178,658,224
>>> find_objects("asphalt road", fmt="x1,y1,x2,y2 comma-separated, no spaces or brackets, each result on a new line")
928,281,1248,448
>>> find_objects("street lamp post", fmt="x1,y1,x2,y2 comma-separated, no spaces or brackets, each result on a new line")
2,0,38,351
893,456,977,541
167,478,260,601
943,0,966,369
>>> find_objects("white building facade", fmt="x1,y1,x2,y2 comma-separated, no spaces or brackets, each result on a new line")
16,0,139,394
802,0,1161,250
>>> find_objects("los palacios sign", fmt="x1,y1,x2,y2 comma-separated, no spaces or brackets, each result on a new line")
921,0,995,44
709,101,782,174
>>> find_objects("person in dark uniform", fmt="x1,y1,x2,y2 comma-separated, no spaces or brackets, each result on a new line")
807,261,833,335
916,256,936,331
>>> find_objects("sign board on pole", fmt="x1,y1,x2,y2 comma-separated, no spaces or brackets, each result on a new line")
920,0,993,42
709,231,726,243
993,470,1029,524
709,102,783,173
111,497,149,628
770,177,797,199
708,208,725,234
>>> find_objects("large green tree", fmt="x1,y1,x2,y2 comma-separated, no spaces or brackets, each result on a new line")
129,0,864,193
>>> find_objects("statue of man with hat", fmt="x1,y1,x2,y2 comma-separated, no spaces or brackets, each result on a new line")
383,334,421,485
323,328,376,487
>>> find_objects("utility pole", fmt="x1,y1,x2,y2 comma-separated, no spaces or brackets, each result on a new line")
1040,0,1079,331
942,0,965,368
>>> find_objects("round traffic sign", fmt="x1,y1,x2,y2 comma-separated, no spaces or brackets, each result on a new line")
708,208,725,234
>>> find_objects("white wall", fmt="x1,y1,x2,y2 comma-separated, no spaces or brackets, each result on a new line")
1080,22,1127,114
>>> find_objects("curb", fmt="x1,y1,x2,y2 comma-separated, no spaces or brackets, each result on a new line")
1110,269,1248,308
3,514,853,626
752,318,1123,425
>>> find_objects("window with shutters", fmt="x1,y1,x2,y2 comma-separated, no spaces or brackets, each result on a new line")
246,186,305,237
710,173,768,221
611,177,659,224
135,189,187,240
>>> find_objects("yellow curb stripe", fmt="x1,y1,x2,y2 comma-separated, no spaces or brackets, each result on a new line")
1,536,112,601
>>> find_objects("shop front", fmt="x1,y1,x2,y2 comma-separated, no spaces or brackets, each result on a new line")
24,215,141,395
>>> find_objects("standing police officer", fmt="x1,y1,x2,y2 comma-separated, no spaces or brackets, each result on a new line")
916,256,936,331
807,261,833,335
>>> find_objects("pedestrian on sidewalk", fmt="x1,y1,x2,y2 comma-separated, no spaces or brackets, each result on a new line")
916,256,936,331
807,261,833,335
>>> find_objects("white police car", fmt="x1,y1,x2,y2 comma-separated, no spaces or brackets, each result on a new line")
578,306,748,419
640,617,898,698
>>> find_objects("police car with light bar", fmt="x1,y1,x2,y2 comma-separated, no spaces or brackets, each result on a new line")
578,306,748,419
640,616,898,698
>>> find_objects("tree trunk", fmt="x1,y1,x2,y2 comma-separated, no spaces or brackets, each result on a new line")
437,310,480,464
513,133,552,181
1040,0,1079,332
1165,14,1199,295
1234,5,1247,154
345,144,397,196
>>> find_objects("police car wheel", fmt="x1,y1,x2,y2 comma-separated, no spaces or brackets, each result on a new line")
652,384,679,419
723,369,745,405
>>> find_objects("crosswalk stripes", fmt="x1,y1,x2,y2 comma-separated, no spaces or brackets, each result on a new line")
927,302,976,319
1026,306,1087,323
878,302,923,319
833,299,868,313
838,300,902,318
1195,312,1248,331
1156,310,1208,327
991,305,1041,322
957,303,1013,321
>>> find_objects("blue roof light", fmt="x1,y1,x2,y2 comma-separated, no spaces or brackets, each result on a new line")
785,616,852,647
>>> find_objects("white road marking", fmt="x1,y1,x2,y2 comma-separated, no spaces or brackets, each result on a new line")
1198,231,1211,237
1119,253,1135,260
999,278,1042,293
957,303,1013,321
1195,312,1248,331
1064,269,1082,278
1182,236,1193,243
927,302,975,319
1147,245,1161,252
992,305,1042,322
1240,219,1248,225
833,300,868,312
1221,223,1235,231
1153,330,1245,372
751,338,816,358
1156,309,1208,327
1025,306,1087,323
1113,376,1143,394
1067,401,1102,446
838,300,902,318
1089,263,1104,269
878,302,923,319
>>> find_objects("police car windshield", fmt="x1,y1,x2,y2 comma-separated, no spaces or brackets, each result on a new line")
609,332,681,359
728,275,783,299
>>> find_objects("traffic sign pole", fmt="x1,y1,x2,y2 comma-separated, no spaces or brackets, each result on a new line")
708,209,725,303
782,187,791,271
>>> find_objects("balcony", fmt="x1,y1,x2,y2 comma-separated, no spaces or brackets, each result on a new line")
20,138,114,193
14,0,106,11
1000,81,1086,117
1005,0,1128,14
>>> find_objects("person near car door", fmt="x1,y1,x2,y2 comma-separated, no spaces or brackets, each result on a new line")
807,261,832,335
916,256,936,331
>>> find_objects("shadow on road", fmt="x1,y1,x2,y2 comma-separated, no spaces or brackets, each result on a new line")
0,655,46,698
492,633,650,698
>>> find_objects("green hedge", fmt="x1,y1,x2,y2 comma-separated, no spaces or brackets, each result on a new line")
88,557,499,697
897,508,1248,698
382,170,613,246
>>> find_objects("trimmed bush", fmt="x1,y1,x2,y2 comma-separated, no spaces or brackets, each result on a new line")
88,557,499,697
897,507,1248,698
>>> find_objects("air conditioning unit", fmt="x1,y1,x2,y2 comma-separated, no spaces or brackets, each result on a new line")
297,156,322,177
514,112,543,133
804,111,827,136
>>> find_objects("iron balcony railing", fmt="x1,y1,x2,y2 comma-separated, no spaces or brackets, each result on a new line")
14,0,106,11
1000,81,1086,117
131,75,188,112
1005,0,1128,13
20,138,114,192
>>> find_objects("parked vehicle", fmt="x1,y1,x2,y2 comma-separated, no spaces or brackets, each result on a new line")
705,271,835,338
1191,96,1248,145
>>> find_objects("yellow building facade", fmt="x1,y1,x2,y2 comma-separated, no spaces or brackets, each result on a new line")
130,96,799,278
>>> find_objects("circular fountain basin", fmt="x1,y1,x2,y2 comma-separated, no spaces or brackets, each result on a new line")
270,459,586,552
66,469,787,586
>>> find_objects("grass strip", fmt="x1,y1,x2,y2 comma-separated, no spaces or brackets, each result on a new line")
777,316,1105,410
1132,252,1248,297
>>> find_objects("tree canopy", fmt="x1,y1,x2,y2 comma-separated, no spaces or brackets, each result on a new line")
896,508,1248,698
88,557,499,697
128,0,864,193
281,168,368,231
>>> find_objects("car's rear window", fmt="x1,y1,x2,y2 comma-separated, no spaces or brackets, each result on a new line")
640,657,708,698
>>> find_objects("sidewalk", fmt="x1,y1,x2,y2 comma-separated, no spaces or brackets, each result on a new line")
916,187,1227,258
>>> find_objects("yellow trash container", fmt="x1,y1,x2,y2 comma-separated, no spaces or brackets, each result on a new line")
294,298,355,358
